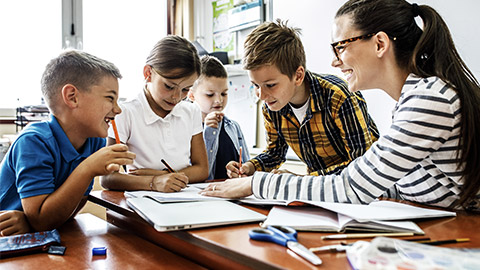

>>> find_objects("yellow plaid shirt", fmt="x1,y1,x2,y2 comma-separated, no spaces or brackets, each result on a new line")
250,71,379,175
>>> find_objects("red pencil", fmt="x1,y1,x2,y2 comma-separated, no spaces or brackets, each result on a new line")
111,119,121,144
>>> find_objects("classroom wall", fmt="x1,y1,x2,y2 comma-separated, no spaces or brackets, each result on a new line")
271,0,480,135
195,0,480,138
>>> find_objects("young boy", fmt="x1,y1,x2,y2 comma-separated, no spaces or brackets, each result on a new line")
227,19,379,178
0,50,135,235
189,55,249,180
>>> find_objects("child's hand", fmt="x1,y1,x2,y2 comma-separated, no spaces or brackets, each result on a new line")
226,161,254,178
87,144,136,175
204,111,224,128
151,173,189,192
0,210,30,236
129,168,168,176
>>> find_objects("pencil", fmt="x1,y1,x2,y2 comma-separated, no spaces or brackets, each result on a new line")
415,238,470,246
111,119,121,144
321,232,415,240
239,146,242,168
161,159,176,173
110,119,127,172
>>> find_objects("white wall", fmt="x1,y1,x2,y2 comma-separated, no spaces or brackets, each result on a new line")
196,0,480,135
272,0,480,134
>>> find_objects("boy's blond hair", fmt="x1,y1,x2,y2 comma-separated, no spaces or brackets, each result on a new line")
243,19,306,78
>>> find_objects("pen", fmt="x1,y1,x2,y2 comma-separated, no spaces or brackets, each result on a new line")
110,119,121,144
415,238,470,246
321,232,415,240
161,159,176,173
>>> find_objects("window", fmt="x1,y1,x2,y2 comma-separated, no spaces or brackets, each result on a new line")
83,0,167,101
0,0,167,108
0,1,61,107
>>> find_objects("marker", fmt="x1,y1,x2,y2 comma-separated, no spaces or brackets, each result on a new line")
415,238,470,246
321,232,415,240
161,159,176,173
111,119,121,144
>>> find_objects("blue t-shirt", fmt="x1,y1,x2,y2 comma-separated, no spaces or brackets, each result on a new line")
0,115,106,210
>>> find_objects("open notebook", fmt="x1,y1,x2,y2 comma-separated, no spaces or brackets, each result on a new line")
126,197,266,232
263,206,425,234
261,201,456,233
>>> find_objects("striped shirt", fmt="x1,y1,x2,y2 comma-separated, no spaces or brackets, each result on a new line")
250,71,379,176
252,74,480,210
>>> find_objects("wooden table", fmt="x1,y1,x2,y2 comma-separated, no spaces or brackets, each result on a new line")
88,190,480,270
0,213,205,269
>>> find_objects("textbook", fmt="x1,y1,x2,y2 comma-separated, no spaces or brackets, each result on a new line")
261,200,456,233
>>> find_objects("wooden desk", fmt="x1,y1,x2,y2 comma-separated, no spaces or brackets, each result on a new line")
88,190,480,270
0,213,205,269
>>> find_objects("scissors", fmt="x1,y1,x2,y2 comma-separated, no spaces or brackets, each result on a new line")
249,225,322,265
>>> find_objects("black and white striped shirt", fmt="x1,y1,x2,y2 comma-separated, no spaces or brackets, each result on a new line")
252,74,479,210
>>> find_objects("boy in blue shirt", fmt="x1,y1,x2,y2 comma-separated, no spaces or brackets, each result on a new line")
0,50,135,236
189,55,249,180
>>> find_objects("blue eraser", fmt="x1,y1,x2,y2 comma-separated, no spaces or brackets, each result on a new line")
92,247,107,256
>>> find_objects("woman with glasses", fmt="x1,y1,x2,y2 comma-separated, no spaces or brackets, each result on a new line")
202,0,480,211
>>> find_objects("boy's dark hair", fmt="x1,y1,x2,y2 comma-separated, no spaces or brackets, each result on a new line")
200,55,227,78
146,35,201,80
41,50,122,110
243,19,306,78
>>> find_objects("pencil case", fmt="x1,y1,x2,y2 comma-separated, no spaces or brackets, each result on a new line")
0,229,61,259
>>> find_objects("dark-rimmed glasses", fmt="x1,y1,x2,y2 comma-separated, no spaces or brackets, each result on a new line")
331,33,375,61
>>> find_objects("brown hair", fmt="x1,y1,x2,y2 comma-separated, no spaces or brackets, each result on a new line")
146,35,201,79
243,19,306,78
337,0,480,209
200,55,227,78
41,50,121,111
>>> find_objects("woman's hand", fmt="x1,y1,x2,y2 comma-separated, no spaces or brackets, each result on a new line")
200,177,253,198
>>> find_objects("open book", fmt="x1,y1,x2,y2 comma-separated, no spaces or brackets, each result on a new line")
262,200,456,233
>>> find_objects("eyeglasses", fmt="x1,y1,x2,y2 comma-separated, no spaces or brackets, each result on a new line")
330,33,375,61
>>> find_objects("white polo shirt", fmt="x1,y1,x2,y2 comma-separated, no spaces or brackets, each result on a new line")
108,91,203,171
